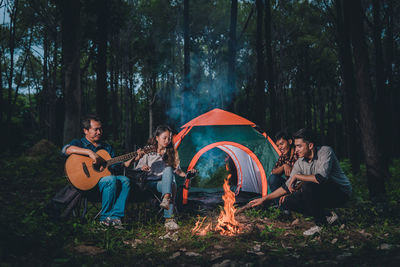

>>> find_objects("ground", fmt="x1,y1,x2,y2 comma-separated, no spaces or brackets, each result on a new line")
0,142,399,266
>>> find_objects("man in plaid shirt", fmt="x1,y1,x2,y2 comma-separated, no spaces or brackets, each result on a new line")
268,131,298,196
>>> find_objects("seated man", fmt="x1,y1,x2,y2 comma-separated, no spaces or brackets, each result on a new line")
249,128,352,235
268,131,298,196
62,114,142,228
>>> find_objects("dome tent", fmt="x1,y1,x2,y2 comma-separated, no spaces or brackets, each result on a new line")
173,108,280,204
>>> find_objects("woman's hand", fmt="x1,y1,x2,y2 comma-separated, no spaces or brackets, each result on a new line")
141,164,150,172
186,169,197,179
283,164,292,177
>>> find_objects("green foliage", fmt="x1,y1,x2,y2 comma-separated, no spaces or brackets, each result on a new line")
0,149,400,265
260,224,285,240
245,206,281,220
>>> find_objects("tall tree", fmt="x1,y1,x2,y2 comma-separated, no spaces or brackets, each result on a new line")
372,0,389,159
61,0,81,144
335,0,361,173
264,0,277,133
182,0,191,122
254,0,266,127
227,0,237,111
95,0,108,126
383,0,395,156
343,0,387,199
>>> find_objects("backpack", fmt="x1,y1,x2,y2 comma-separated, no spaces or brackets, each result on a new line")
45,184,83,219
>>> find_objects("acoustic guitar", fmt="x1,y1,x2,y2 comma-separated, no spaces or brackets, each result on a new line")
65,145,156,190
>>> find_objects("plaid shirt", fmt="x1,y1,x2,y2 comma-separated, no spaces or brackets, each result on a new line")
273,148,298,170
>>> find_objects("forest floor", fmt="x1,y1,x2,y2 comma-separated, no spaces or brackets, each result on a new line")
0,140,399,266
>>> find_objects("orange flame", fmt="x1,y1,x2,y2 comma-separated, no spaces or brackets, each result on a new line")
215,174,242,236
191,216,212,236
191,170,242,236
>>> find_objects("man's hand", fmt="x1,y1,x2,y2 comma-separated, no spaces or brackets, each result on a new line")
141,164,150,172
283,164,292,177
287,175,297,193
88,150,100,164
279,195,287,205
248,197,266,207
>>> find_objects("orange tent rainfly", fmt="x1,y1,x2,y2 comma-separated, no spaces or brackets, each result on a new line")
173,108,280,205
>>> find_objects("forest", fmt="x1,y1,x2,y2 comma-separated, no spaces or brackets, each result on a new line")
1,0,399,266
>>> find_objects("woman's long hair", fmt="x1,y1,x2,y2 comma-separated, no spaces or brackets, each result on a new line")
148,125,178,167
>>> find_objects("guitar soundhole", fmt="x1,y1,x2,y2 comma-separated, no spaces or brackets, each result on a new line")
92,159,107,172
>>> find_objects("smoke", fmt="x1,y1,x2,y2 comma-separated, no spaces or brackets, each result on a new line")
193,148,227,188
166,53,237,127
165,53,238,188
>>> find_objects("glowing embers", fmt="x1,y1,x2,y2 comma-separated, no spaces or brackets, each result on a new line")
192,173,242,236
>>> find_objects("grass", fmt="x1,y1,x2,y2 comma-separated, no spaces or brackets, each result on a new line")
0,145,399,266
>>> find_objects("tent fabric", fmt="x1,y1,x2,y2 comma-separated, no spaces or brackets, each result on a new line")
174,108,280,205
180,108,256,128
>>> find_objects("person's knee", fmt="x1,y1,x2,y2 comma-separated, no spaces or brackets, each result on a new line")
301,181,319,194
119,176,130,188
100,176,117,187
268,174,284,191
268,174,281,184
164,166,173,174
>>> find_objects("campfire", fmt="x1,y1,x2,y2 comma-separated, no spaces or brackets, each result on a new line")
192,171,242,236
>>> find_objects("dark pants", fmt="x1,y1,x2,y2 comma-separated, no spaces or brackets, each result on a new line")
281,179,350,225
268,174,287,205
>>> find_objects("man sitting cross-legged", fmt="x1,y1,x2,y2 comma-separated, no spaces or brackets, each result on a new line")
249,128,352,235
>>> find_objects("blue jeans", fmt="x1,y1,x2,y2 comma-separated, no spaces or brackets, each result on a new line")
147,167,176,218
98,175,130,221
268,174,287,205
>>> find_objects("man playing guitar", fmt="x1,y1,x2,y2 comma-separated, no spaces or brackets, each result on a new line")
62,114,143,229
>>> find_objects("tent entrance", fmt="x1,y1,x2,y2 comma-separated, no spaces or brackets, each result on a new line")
185,141,267,199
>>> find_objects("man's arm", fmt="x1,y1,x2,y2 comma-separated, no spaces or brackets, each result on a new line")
65,145,100,163
286,174,318,193
248,187,287,207
271,165,285,175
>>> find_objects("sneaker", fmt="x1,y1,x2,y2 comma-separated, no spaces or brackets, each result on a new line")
326,211,339,225
165,218,180,231
99,217,112,227
160,196,170,210
303,225,322,236
111,218,125,230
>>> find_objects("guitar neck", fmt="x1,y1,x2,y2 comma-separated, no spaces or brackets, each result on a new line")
106,151,137,166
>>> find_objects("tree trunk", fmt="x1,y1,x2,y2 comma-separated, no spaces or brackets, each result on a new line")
148,77,157,139
335,0,361,173
254,0,266,127
6,0,18,126
264,0,277,134
182,0,191,122
96,0,108,126
42,24,50,139
372,0,389,160
125,66,135,152
61,0,82,144
383,0,395,156
227,0,237,111
0,50,3,124
343,0,387,199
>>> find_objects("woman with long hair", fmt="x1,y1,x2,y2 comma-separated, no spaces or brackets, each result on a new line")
135,125,194,231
